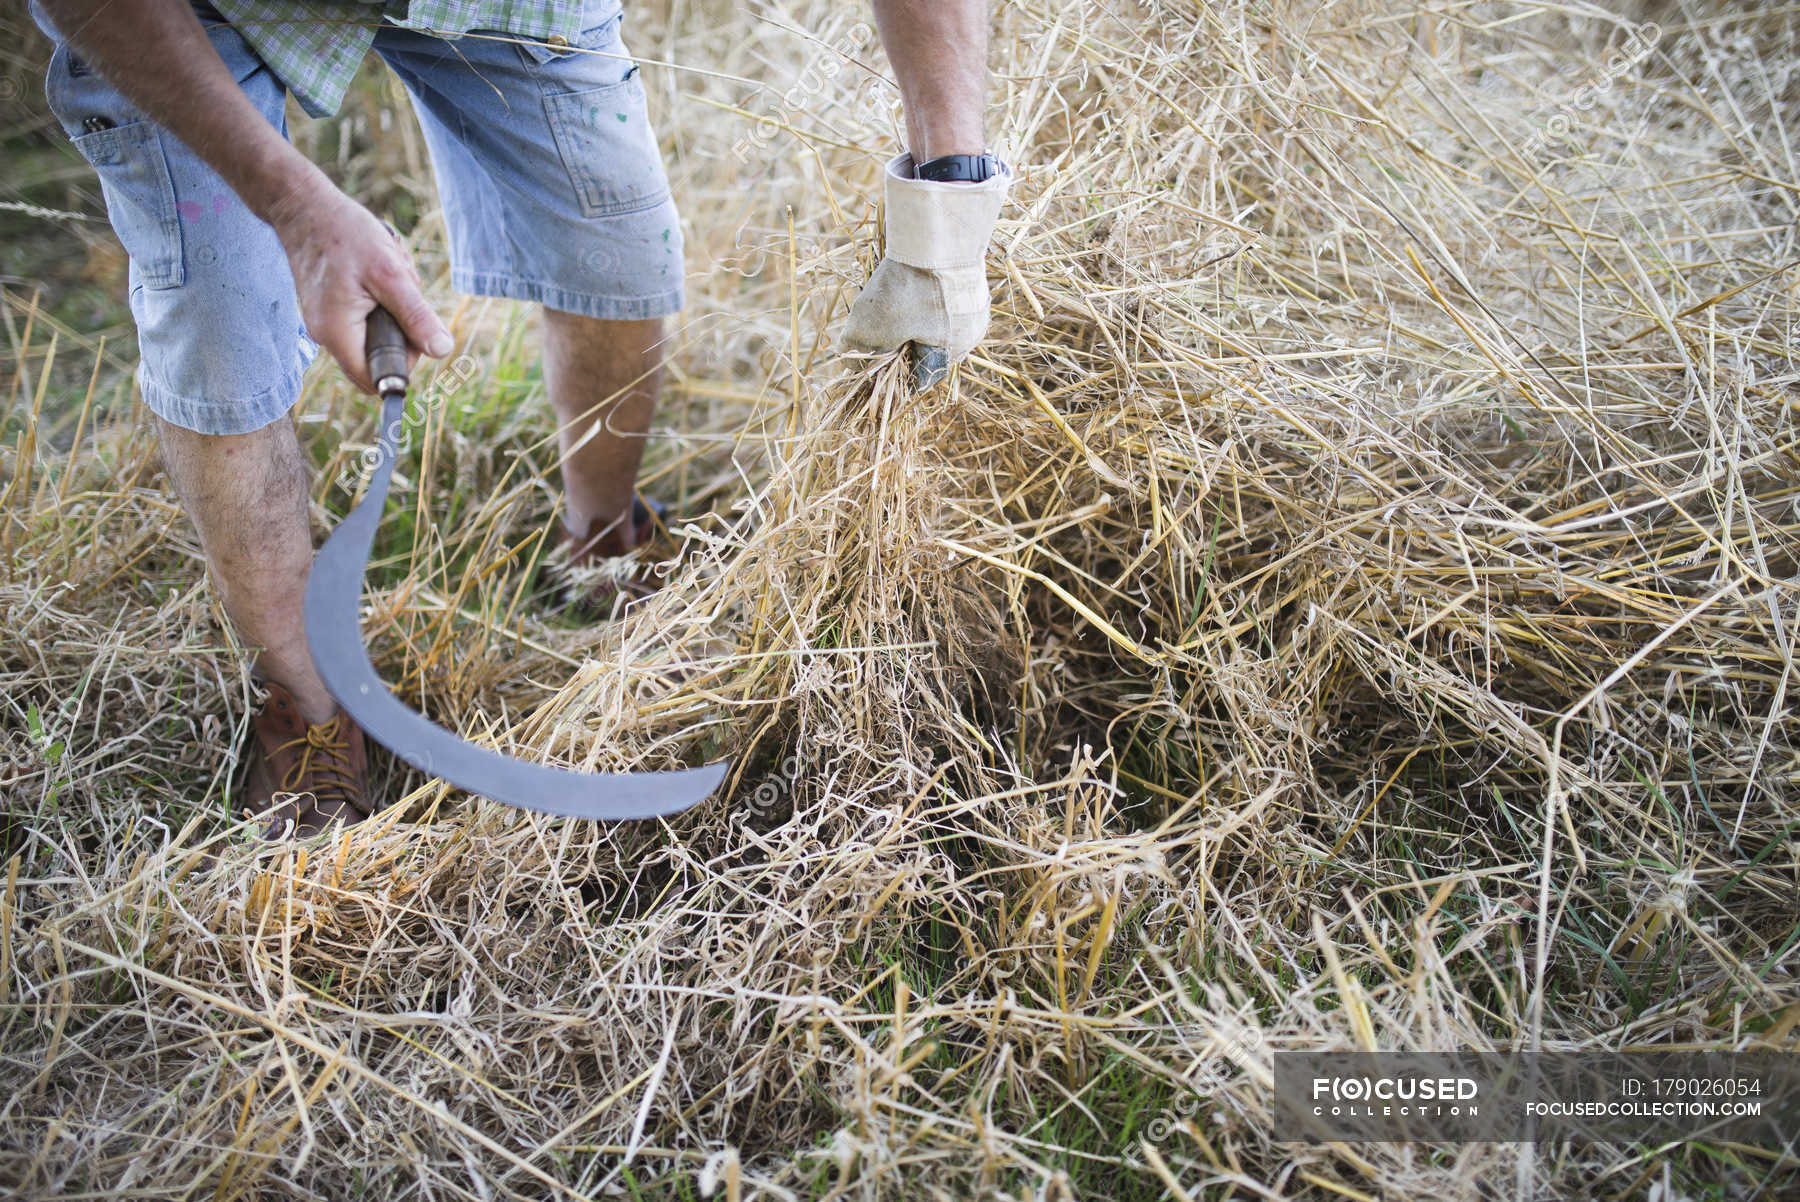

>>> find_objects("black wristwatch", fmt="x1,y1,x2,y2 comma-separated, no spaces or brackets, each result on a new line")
915,152,1004,183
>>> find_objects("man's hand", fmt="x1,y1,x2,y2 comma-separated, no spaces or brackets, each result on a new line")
269,181,453,394
842,154,1009,362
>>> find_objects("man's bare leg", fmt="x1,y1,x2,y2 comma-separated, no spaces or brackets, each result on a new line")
155,414,337,725
542,309,665,557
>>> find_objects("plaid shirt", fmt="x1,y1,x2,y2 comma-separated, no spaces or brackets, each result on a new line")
209,0,587,117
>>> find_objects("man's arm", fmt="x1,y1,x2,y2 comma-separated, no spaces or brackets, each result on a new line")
844,0,1007,370
869,0,988,161
39,0,451,389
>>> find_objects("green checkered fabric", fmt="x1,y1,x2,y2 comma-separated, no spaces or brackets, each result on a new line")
208,0,584,117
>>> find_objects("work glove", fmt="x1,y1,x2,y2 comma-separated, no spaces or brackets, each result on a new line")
842,152,1011,363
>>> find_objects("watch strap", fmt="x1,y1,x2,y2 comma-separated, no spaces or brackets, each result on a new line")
915,152,1003,183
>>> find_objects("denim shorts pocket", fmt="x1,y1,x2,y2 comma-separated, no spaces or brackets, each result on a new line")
69,120,186,291
542,74,672,217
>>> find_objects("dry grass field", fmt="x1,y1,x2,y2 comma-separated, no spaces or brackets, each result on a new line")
3,0,1798,1197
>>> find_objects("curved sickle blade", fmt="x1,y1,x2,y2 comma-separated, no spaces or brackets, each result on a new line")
304,393,728,821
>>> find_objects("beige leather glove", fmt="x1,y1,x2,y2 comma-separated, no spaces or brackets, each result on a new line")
842,152,1010,362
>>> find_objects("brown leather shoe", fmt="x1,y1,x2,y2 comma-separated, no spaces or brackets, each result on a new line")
241,680,371,840
561,496,668,616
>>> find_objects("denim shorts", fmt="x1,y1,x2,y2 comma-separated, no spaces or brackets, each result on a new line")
33,1,685,435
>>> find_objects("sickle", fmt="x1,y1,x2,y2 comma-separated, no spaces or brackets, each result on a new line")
302,307,728,821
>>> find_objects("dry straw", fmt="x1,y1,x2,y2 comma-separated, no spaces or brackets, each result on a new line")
3,0,1797,1197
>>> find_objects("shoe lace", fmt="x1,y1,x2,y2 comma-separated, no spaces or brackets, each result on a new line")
276,715,360,804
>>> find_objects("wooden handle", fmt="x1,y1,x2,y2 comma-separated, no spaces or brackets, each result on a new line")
365,306,409,395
